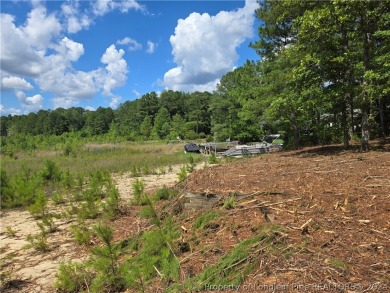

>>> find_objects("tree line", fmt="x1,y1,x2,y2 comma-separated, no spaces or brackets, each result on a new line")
1,0,389,149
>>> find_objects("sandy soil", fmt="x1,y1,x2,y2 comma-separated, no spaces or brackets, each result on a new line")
0,163,198,292
0,207,81,292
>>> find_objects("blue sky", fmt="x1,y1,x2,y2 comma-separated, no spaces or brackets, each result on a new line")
1,0,260,115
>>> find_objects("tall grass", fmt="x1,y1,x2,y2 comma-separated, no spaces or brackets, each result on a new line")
2,141,204,178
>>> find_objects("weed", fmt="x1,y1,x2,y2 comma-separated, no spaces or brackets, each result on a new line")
25,232,49,252
130,166,141,177
177,165,187,182
186,156,195,173
38,214,58,233
71,222,91,246
131,179,145,205
28,192,48,219
179,225,283,291
152,186,177,201
208,154,218,164
55,261,93,293
5,226,17,237
51,192,66,205
330,258,348,270
223,196,236,210
193,211,222,230
141,165,151,175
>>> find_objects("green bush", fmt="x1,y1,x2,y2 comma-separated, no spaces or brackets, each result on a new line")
28,192,48,219
40,160,62,182
71,223,91,246
25,232,49,252
0,169,14,208
88,223,126,292
131,179,145,205
125,217,180,290
102,186,121,220
152,186,177,201
208,154,218,164
177,165,187,182
55,261,93,293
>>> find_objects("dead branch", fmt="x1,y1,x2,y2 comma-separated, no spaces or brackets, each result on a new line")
299,218,313,230
229,198,301,213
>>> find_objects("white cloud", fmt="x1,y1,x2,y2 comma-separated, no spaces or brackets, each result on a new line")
1,6,129,111
146,41,156,54
1,106,22,116
61,2,91,34
56,37,85,62
0,13,46,77
117,37,142,51
109,95,121,109
99,45,128,94
163,0,257,92
16,90,44,111
85,106,95,111
1,76,33,90
132,89,141,97
23,6,61,50
93,0,144,16
51,97,76,109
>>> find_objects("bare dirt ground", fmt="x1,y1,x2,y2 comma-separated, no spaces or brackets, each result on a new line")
0,163,200,292
178,140,390,292
0,207,83,292
1,140,389,292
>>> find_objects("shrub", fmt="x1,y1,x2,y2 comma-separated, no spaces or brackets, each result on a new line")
55,261,93,293
0,169,14,208
131,179,145,205
71,222,91,246
52,192,66,205
40,160,61,182
152,186,177,201
88,223,126,292
28,192,48,219
5,226,17,237
125,218,180,290
102,186,121,220
25,232,49,252
208,154,218,164
177,165,187,182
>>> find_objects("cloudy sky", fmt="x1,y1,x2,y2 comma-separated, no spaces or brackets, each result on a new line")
0,0,260,115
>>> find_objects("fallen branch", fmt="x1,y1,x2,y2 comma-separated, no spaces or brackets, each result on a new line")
300,218,313,230
229,198,301,213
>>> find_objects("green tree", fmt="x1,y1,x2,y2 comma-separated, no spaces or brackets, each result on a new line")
140,115,153,139
152,107,171,139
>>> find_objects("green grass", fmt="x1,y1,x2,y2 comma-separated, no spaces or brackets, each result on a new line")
2,141,204,178
169,224,284,292
193,211,222,230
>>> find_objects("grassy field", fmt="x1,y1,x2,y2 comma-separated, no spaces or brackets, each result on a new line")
1,141,204,177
